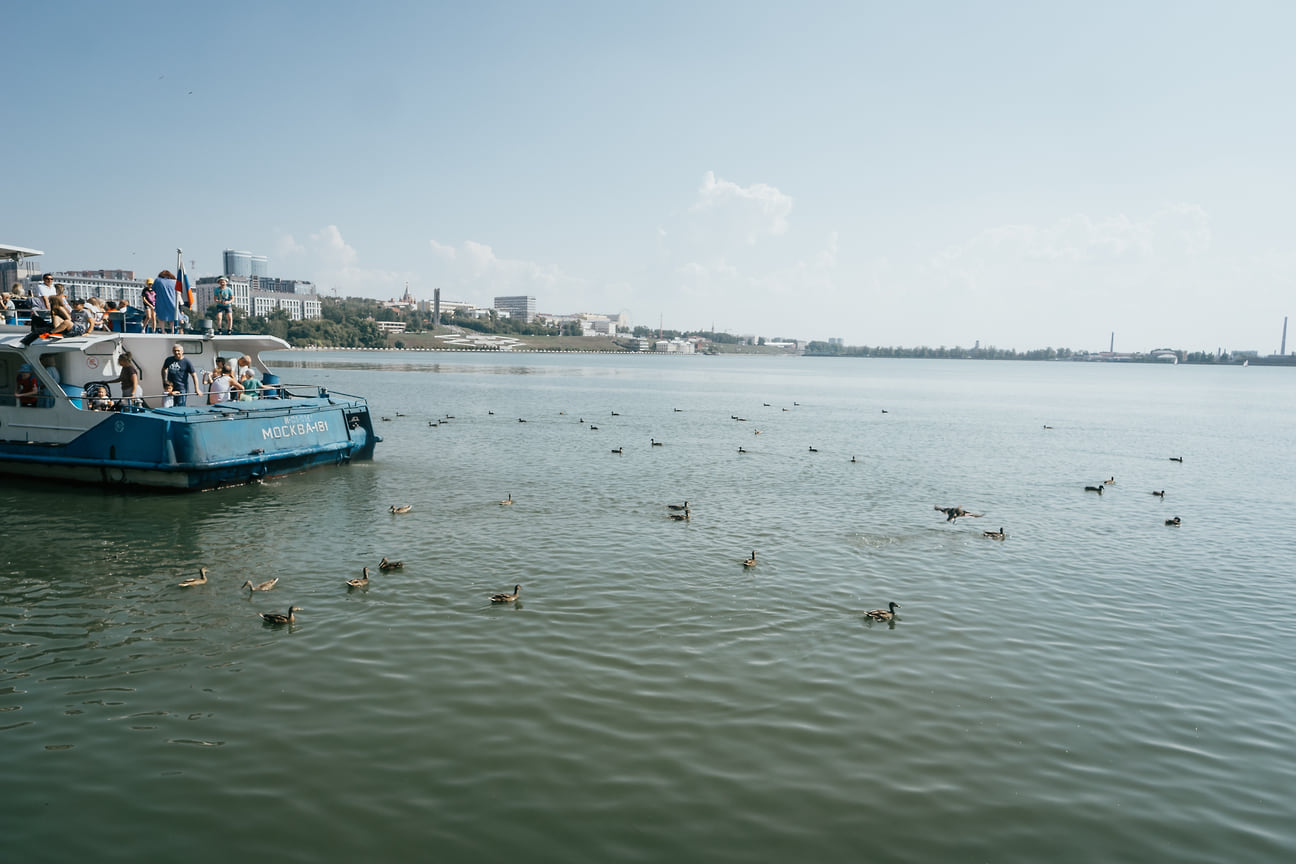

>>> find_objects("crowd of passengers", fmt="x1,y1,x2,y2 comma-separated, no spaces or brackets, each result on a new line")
15,346,278,410
4,277,121,336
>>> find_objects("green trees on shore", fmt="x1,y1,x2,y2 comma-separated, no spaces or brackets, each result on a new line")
804,342,1076,360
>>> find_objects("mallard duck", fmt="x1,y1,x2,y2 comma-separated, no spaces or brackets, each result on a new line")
865,602,900,622
390,504,412,514
491,585,521,603
178,566,209,587
345,567,371,588
983,528,1006,540
499,493,514,505
378,557,403,571
742,551,757,568
241,577,279,592
260,605,301,625
1084,485,1104,494
1151,490,1166,498
667,501,689,511
669,509,690,521
651,438,663,446
1165,516,1181,526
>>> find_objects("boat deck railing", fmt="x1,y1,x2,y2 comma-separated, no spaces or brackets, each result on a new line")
2,383,368,413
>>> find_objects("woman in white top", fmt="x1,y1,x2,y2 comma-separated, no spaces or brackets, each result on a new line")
206,360,242,404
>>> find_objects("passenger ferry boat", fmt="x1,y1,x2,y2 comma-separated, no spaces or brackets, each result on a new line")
0,329,380,490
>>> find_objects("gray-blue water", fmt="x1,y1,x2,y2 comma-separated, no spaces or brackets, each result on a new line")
2,353,1293,862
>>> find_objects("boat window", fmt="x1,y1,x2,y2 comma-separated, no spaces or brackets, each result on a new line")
0,354,13,406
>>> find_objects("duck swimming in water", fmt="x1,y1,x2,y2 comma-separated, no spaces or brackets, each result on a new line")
742,551,757,568
1165,516,1181,526
390,504,412,514
260,605,301,625
1169,456,1184,463
499,494,513,505
1084,486,1104,494
241,577,279,592
345,567,371,589
865,602,900,622
178,567,209,587
378,557,404,571
1151,490,1166,498
1103,476,1116,485
983,528,1006,540
668,508,690,521
491,585,521,603
667,501,689,511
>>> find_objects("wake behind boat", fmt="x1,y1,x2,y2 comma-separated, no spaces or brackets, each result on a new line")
0,329,379,490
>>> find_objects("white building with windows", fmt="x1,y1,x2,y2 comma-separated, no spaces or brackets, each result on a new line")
494,295,536,323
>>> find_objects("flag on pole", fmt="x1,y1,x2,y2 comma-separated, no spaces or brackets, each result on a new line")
175,262,192,311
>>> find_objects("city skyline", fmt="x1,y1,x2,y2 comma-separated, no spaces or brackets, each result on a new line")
7,2,1294,354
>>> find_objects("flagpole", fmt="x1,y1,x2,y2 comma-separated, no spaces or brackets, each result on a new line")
175,248,183,336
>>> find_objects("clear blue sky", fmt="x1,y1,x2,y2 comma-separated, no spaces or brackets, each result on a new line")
6,1,1293,352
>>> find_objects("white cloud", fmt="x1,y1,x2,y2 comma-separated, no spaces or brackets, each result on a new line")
424,238,578,307
428,239,457,261
274,233,305,258
688,170,794,246
904,205,1219,350
274,225,415,297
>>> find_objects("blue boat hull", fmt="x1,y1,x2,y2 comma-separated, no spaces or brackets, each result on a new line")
0,395,378,491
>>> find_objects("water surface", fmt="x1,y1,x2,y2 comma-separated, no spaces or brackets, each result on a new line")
2,354,1293,862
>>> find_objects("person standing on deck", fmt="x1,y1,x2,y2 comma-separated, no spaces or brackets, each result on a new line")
141,279,158,333
214,277,234,335
153,271,178,334
160,344,199,406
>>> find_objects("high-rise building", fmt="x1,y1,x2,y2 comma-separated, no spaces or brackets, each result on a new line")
494,295,536,323
223,249,268,278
